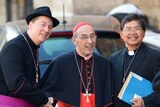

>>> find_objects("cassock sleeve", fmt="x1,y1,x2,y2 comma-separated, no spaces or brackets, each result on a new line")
103,60,113,107
143,58,160,107
150,71,160,105
39,60,58,105
0,43,48,105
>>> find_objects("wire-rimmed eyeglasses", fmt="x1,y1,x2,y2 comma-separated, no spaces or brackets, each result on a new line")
76,34,97,41
123,26,143,33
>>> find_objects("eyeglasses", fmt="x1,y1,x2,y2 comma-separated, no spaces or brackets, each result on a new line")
76,34,97,41
123,27,143,33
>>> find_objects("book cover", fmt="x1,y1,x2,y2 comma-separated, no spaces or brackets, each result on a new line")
118,71,153,105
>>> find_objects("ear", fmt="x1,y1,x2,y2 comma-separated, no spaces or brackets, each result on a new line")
142,31,145,38
119,30,123,39
28,21,33,29
72,36,77,45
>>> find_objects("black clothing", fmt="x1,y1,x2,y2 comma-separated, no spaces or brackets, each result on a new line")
152,71,160,106
40,50,113,107
109,43,160,107
0,32,48,105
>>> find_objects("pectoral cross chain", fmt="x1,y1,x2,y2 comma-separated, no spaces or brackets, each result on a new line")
84,90,91,102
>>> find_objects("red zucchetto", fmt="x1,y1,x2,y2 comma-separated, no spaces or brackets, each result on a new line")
73,22,92,34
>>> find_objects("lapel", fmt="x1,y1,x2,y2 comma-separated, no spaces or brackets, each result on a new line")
118,49,126,80
131,43,147,72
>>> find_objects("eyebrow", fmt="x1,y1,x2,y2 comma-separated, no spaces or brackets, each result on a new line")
40,21,53,27
81,32,95,36
125,26,141,28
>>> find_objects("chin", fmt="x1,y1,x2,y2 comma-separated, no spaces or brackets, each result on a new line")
86,51,93,55
40,38,47,42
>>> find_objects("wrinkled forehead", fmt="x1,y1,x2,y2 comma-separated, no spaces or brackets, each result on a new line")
76,25,95,35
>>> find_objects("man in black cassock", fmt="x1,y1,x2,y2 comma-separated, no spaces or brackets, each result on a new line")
109,13,160,107
40,22,112,107
0,6,59,107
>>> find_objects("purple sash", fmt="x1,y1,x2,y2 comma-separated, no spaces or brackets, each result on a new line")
0,95,35,107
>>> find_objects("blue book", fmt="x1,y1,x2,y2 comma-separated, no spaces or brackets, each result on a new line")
118,71,153,105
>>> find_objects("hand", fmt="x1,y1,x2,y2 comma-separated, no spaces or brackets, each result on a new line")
43,97,54,107
131,97,145,107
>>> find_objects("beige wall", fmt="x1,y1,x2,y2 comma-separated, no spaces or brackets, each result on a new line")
33,0,160,29
127,0,160,29
0,0,6,26
34,0,73,17
0,0,160,29
73,0,160,29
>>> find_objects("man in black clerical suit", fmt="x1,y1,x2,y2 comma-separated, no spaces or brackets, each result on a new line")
40,22,112,107
109,13,160,107
0,6,59,107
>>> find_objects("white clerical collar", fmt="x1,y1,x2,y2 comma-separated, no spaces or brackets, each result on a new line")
75,48,92,60
128,50,135,56
84,54,92,60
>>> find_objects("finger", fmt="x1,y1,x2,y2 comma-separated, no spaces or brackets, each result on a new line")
131,98,138,102
49,97,54,104
131,99,137,104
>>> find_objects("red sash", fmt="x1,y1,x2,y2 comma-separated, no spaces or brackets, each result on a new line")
80,93,95,107
57,101,73,107
57,93,95,107
0,95,35,107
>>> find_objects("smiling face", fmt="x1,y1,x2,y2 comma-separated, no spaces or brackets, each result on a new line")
120,20,145,50
72,25,97,57
27,16,53,45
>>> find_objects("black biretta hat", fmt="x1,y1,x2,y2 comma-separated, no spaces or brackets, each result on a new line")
26,6,59,28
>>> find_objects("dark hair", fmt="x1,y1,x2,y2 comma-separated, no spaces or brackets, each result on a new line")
120,13,146,31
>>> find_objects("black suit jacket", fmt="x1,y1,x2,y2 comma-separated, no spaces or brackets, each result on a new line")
109,43,160,107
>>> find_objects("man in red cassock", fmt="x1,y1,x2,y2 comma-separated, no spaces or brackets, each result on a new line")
40,22,113,107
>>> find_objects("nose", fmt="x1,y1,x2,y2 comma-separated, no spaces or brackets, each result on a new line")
130,29,137,34
87,37,94,43
44,26,51,33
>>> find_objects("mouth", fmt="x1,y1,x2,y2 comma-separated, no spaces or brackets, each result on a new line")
85,46,94,51
40,33,49,39
85,45,94,50
129,35,138,41
130,37,137,41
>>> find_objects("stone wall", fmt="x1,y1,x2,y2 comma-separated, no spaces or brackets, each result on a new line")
0,0,6,26
73,0,160,29
0,0,160,29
